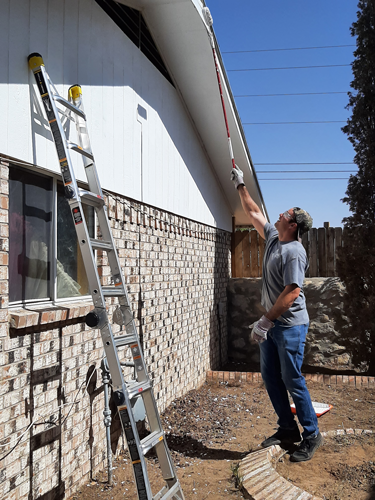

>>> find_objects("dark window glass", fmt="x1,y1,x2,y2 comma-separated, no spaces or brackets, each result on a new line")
9,167,95,303
95,0,174,86
56,183,94,299
9,168,53,302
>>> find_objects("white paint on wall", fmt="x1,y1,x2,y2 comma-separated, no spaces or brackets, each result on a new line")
0,0,232,230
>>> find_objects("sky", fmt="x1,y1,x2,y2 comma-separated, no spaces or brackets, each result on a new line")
205,0,359,228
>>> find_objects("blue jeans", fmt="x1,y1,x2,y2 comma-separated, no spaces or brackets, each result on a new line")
259,320,319,439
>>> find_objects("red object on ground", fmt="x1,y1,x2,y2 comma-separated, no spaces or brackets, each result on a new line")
291,402,333,417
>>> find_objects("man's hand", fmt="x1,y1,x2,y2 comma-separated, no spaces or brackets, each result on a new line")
250,315,274,343
230,165,245,189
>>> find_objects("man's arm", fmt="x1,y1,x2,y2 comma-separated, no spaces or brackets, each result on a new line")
264,284,301,321
237,185,267,239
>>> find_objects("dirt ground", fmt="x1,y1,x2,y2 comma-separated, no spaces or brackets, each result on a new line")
70,378,375,500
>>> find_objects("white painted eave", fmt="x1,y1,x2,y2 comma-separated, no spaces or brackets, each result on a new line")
117,0,269,226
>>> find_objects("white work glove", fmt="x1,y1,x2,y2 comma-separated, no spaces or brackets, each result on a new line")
230,164,245,189
249,315,274,344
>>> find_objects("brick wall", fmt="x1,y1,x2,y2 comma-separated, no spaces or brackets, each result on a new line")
0,161,231,500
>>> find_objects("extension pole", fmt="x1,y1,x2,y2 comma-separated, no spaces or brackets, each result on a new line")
203,7,236,170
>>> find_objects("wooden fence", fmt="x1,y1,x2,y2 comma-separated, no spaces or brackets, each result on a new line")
232,222,343,278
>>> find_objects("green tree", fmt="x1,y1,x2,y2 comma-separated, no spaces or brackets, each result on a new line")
338,0,375,373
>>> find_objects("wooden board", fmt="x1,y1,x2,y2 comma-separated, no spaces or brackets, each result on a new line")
250,230,260,277
318,227,327,277
301,232,309,277
258,236,266,276
309,228,318,277
242,231,251,277
334,227,343,277
233,231,246,278
327,227,335,277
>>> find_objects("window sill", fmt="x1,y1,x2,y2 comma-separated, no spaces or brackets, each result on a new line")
9,300,94,329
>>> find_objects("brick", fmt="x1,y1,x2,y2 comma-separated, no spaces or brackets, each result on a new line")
0,252,8,265
9,312,26,329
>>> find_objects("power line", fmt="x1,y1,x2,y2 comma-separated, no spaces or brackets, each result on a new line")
227,64,350,72
256,170,355,173
255,162,354,165
258,178,349,181
235,91,348,97
244,121,346,124
222,44,355,54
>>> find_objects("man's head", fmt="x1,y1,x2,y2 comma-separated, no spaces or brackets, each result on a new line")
292,207,313,239
275,207,313,241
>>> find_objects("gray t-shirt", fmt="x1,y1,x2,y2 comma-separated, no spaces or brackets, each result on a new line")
261,222,309,325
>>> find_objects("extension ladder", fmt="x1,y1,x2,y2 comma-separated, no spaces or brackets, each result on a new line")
28,53,184,500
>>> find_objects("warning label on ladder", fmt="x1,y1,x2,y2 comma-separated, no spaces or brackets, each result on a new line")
72,207,83,225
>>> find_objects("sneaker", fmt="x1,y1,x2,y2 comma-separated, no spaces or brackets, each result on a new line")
261,426,301,448
290,432,323,462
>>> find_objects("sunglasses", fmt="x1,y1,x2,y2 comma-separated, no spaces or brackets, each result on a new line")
282,211,296,222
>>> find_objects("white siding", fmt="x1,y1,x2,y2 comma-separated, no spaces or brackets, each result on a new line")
0,0,232,230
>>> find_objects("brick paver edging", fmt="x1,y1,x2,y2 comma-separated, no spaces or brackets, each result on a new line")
206,371,375,387
321,428,373,438
239,428,373,500
239,445,323,500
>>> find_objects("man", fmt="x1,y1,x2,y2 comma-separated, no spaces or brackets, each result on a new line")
231,165,322,463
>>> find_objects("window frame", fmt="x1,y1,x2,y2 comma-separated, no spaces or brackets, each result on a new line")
9,164,95,307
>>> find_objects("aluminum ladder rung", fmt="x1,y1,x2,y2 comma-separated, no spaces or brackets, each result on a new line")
53,95,86,119
67,141,94,161
78,189,105,207
154,482,184,500
102,285,125,297
90,238,113,251
140,429,164,455
114,334,138,347
127,379,152,400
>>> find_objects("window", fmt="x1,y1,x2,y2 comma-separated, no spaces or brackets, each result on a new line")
9,166,94,304
95,0,174,86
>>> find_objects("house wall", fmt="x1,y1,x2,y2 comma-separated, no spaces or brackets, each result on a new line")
0,158,231,500
0,0,232,231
